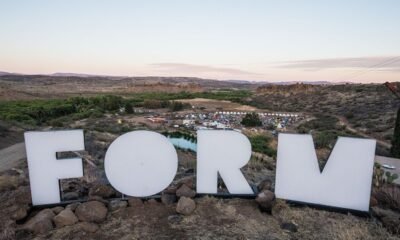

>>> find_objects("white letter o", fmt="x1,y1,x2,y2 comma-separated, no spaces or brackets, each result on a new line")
105,130,178,197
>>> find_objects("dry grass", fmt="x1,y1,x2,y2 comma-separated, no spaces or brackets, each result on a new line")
272,203,397,240
375,184,400,211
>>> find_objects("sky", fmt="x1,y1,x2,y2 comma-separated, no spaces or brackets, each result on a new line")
0,1,400,83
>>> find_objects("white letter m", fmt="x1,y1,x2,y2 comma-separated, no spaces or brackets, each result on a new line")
275,134,376,212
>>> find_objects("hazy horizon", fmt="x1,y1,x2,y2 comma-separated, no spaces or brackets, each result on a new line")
1,1,400,83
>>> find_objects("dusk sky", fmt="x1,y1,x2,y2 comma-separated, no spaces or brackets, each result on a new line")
1,1,399,82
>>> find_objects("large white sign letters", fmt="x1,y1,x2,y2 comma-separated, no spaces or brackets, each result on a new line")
24,130,85,205
197,130,253,194
104,131,178,197
275,134,376,212
24,130,376,212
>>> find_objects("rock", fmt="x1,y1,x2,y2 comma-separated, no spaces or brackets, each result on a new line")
75,201,108,223
161,193,177,205
89,184,115,198
108,200,128,211
22,209,55,234
87,195,108,204
176,185,196,198
53,209,78,228
257,179,273,191
371,207,400,234
11,207,28,221
255,190,275,212
146,199,159,205
176,197,196,215
128,198,144,208
176,176,194,189
10,205,29,221
163,186,177,194
77,222,99,233
281,222,298,232
66,202,80,211
63,192,79,201
51,206,64,215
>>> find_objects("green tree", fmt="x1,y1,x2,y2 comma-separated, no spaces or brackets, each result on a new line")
391,108,400,158
169,101,185,112
124,102,134,114
241,112,262,127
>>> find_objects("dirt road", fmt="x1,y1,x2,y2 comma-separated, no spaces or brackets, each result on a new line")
337,116,391,148
0,142,26,172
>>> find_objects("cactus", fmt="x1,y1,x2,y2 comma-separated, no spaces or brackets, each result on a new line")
385,171,399,184
373,163,385,188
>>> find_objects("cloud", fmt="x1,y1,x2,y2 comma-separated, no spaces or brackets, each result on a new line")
278,56,400,71
149,63,261,77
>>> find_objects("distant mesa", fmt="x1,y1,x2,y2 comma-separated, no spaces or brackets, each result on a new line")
0,71,18,76
0,71,353,86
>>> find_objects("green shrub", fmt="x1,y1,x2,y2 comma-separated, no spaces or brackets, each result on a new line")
241,112,262,127
314,131,336,149
391,108,400,158
249,135,276,157
124,102,134,114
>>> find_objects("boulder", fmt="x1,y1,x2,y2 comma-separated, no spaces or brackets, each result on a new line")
255,190,275,212
161,193,177,205
51,206,64,215
163,186,177,194
87,195,109,204
66,202,80,211
128,198,144,208
176,185,196,198
11,207,28,221
176,197,196,215
22,209,55,234
89,184,115,198
53,209,78,228
108,200,128,211
146,199,159,205
176,176,194,189
75,201,108,223
63,191,79,201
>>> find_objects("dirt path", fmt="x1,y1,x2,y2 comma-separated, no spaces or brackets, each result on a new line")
337,116,391,148
0,142,26,172
178,98,257,111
